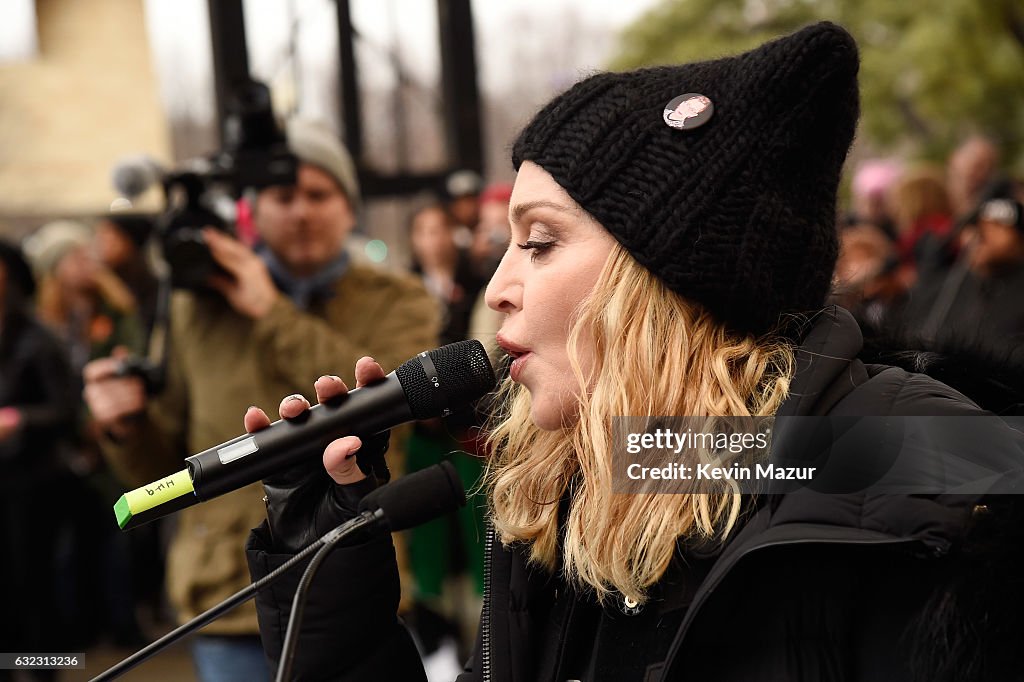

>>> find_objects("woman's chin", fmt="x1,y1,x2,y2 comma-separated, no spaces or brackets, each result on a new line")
529,399,579,432
529,403,564,432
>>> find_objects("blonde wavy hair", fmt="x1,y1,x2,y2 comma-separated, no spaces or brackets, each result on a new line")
485,243,795,604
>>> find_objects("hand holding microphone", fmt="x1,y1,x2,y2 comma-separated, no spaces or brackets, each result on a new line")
245,357,392,553
112,339,496,530
95,344,489,680
245,357,385,485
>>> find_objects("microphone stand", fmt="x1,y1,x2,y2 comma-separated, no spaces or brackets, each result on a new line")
89,511,383,682
275,510,384,682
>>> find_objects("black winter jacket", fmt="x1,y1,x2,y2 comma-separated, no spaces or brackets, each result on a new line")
246,307,1024,681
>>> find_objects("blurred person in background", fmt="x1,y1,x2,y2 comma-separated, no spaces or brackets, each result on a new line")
890,164,953,276
908,187,1024,349
968,192,1024,278
442,169,483,250
469,182,513,281
26,220,143,374
82,118,438,682
468,183,513,364
92,212,167,629
831,223,906,331
948,135,1001,218
406,200,488,674
23,219,148,650
0,240,76,682
410,201,484,347
845,158,901,240
94,213,159,337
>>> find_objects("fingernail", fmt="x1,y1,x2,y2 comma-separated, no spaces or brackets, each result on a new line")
246,405,257,412
285,394,305,402
329,375,342,382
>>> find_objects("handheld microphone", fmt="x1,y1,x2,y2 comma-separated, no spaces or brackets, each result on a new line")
113,339,495,530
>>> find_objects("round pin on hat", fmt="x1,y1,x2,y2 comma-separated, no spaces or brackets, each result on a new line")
663,93,714,130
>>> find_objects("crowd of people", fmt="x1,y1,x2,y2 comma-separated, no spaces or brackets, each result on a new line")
835,135,1024,362
0,214,157,682
1,21,1023,681
0,118,512,681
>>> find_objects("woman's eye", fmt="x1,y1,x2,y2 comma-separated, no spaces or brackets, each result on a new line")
516,239,557,261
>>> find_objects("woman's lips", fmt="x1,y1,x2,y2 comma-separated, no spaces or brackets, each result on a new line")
496,334,531,382
509,352,531,382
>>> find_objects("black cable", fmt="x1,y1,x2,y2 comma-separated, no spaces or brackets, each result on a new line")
275,509,384,682
89,512,379,682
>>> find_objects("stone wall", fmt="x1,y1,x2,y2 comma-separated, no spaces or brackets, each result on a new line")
0,0,170,228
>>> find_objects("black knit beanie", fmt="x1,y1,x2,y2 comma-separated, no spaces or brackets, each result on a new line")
512,22,860,336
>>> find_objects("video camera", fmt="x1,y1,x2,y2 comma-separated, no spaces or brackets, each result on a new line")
111,80,297,393
114,80,297,290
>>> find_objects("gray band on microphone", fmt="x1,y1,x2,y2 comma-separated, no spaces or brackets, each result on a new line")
417,352,450,417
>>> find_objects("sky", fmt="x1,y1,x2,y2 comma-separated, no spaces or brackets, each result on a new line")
0,0,37,61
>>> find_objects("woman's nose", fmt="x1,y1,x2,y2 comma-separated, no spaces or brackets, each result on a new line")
485,249,520,314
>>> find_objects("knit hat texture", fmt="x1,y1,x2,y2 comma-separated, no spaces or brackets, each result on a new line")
512,21,860,335
286,118,361,212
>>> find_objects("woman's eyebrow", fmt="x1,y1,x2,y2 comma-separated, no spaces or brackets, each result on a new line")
510,200,578,224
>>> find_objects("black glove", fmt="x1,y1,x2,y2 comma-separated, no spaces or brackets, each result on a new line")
262,430,392,554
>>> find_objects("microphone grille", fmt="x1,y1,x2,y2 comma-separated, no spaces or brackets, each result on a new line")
396,340,496,420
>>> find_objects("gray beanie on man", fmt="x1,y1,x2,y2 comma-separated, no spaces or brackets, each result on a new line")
286,118,361,211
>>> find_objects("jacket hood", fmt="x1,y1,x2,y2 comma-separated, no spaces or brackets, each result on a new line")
759,306,997,550
777,306,865,417
861,332,1024,416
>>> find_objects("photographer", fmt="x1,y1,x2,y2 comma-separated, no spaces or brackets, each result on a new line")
83,119,439,682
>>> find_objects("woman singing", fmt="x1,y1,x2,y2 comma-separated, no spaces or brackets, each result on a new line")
242,22,1023,681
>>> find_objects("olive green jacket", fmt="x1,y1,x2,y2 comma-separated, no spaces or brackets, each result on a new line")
102,262,440,633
